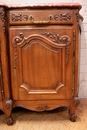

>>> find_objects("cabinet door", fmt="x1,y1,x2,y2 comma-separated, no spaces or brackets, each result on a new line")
9,26,73,100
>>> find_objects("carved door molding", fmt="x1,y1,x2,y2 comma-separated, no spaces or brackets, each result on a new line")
9,27,73,100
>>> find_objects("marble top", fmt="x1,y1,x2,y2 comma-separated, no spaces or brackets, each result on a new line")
0,2,82,9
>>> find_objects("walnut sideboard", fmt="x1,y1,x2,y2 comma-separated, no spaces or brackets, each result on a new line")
0,3,83,125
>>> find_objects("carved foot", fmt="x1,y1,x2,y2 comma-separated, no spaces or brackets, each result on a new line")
70,113,77,122
3,99,13,125
7,116,13,126
68,98,79,122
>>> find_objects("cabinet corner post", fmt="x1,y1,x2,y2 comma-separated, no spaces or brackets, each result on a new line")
0,7,11,99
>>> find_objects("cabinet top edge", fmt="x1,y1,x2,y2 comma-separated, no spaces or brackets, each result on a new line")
0,2,82,10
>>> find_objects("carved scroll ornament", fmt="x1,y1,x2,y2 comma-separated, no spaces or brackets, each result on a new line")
42,32,70,64
13,32,70,47
42,32,70,46
13,32,70,74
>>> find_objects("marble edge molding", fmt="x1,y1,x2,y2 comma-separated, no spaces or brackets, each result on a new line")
0,2,82,9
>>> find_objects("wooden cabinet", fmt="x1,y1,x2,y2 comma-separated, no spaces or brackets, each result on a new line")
0,3,83,125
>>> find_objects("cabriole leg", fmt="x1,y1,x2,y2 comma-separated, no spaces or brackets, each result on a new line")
69,98,80,122
3,99,13,125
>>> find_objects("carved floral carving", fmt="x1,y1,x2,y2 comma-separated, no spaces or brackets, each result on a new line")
42,32,70,64
36,104,50,111
11,13,28,22
75,12,83,33
76,12,79,23
0,8,6,32
13,32,70,46
13,33,24,74
42,32,70,46
54,13,71,21
76,12,80,33
13,33,69,49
